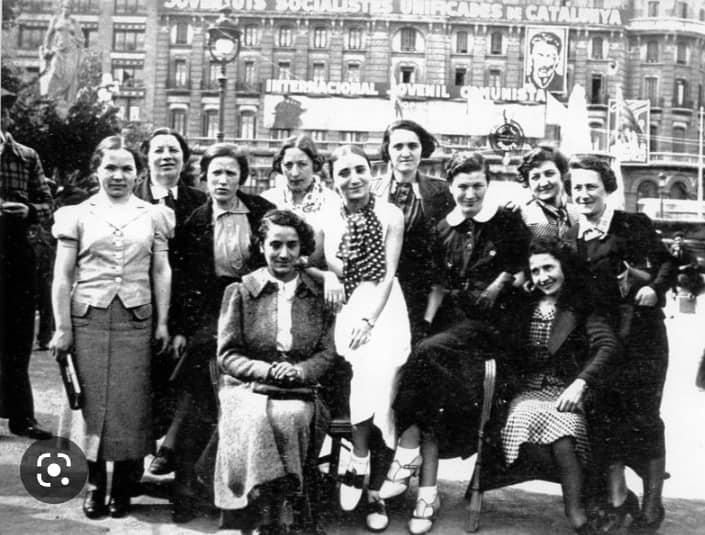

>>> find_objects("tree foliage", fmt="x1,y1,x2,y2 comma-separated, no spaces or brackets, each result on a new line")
2,60,121,185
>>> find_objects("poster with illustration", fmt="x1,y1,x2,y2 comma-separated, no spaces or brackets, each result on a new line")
607,98,650,163
523,26,568,96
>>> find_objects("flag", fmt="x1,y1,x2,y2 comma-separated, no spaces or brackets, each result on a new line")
544,90,568,126
389,65,403,120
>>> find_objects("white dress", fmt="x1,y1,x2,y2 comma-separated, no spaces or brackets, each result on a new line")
324,202,411,449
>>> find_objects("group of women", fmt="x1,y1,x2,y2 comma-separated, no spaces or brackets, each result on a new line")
48,120,673,535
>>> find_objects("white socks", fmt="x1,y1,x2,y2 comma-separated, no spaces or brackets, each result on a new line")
417,485,438,504
395,445,421,466
350,451,370,473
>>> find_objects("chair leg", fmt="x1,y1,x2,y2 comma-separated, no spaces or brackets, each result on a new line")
466,487,484,533
328,436,341,497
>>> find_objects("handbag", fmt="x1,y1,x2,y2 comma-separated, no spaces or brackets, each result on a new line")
56,350,83,410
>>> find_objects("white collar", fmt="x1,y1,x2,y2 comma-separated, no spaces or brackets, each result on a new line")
150,181,179,200
212,196,249,218
266,271,299,298
578,204,615,240
445,202,498,226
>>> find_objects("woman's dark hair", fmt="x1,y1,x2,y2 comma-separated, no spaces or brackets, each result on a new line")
327,144,371,178
568,154,618,194
517,145,569,186
444,151,490,183
272,134,324,174
199,143,250,185
380,119,437,162
140,127,191,183
527,235,590,310
90,136,144,175
258,209,316,258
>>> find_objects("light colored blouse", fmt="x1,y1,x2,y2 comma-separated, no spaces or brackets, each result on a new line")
52,193,172,309
264,272,299,352
213,198,251,278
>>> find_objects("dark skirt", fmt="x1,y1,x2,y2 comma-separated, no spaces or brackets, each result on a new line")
596,308,668,465
393,318,500,459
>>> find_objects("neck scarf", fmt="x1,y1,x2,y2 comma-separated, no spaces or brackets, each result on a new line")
389,175,423,231
284,176,326,214
337,196,387,298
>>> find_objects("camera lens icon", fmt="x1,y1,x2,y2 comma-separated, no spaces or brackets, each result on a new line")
20,438,88,504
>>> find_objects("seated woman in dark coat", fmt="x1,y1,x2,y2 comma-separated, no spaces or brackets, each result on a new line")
382,152,531,535
500,236,618,535
215,210,337,535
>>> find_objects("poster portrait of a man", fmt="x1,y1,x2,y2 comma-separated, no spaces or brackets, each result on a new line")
524,27,568,95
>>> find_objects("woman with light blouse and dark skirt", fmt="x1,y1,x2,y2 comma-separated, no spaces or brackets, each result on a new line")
50,136,172,519
215,209,336,535
566,155,675,534
168,143,275,522
382,152,530,534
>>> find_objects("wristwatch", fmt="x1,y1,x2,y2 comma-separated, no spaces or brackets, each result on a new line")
362,317,375,328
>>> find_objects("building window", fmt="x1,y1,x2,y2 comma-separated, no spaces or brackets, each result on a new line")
312,62,325,82
202,110,218,139
648,1,659,16
170,109,187,135
278,26,293,47
243,25,258,46
400,66,415,84
272,129,291,140
590,74,603,104
243,61,255,84
637,179,658,199
649,124,658,152
172,59,188,88
646,40,659,62
112,65,143,88
278,61,292,80
347,27,362,49
488,68,502,88
83,28,98,48
644,76,658,102
116,99,140,122
456,31,468,53
400,28,417,52
591,37,604,60
672,126,686,153
310,130,325,141
701,8,705,21
113,29,145,52
312,27,327,49
203,61,219,89
342,131,364,143
18,26,46,50
114,0,143,14
677,41,687,64
73,0,99,11
489,32,503,55
454,68,466,86
678,1,688,18
173,22,189,45
674,79,687,106
347,63,361,83
239,111,256,139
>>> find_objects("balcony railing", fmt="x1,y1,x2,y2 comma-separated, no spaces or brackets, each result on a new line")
588,92,609,105
647,96,665,109
649,152,701,165
167,79,191,90
672,99,694,111
235,81,262,93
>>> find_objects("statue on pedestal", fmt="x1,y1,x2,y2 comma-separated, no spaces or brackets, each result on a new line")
39,0,83,111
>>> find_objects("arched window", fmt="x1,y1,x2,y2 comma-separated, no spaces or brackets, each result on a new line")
670,182,689,199
637,180,658,199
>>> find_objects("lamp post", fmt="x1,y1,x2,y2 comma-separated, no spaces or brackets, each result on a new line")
206,7,241,143
658,172,668,219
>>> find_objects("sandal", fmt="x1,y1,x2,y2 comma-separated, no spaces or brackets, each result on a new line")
379,454,422,500
408,495,440,535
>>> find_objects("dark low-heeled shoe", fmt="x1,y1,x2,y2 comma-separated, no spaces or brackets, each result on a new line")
602,490,640,532
108,495,130,518
82,490,107,519
630,504,665,534
172,494,198,524
148,447,175,475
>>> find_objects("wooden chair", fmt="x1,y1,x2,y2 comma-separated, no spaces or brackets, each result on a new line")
465,358,561,533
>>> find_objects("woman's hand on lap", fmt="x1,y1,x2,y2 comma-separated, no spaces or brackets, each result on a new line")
349,319,372,350
556,379,586,412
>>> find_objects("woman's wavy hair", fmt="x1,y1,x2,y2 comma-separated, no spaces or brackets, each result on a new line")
327,144,372,179
517,145,569,186
257,209,316,258
271,134,325,175
140,127,192,183
567,154,618,194
380,119,437,163
90,136,144,175
199,143,250,185
527,236,591,311
444,151,490,183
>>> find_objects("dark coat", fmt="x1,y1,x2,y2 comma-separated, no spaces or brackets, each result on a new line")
170,192,275,340
217,268,337,386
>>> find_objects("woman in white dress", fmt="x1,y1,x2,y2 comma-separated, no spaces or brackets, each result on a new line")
322,145,411,531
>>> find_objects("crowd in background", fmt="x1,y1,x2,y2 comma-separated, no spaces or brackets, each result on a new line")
1,94,692,535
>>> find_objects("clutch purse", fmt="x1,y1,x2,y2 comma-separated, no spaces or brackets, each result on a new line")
57,351,83,410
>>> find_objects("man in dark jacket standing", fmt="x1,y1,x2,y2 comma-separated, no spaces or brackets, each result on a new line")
0,88,53,439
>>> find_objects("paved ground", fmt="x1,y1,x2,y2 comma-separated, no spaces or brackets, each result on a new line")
1,294,704,534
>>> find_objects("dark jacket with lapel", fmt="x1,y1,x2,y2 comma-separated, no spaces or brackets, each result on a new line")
171,191,275,339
